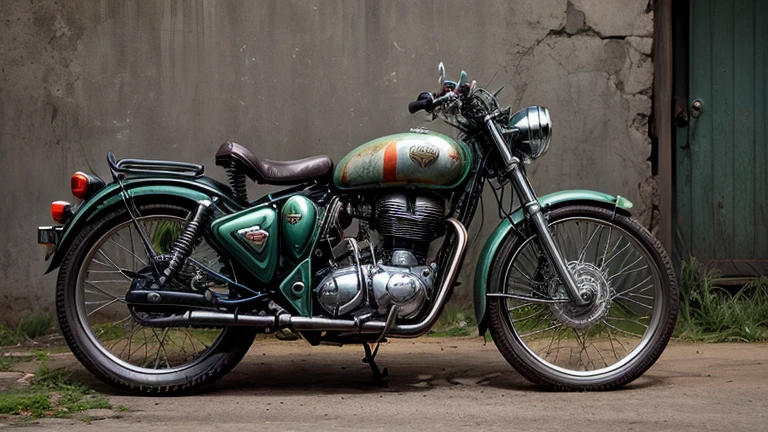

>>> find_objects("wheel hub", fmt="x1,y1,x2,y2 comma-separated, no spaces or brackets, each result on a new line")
549,261,612,329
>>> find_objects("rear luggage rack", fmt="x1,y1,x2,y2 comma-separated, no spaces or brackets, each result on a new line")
107,151,204,177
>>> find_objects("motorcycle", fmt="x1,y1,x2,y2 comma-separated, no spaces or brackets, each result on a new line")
38,63,677,393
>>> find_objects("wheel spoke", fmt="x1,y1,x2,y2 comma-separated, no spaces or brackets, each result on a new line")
600,241,631,270
508,302,534,312
96,250,134,281
602,319,646,338
512,263,533,281
600,226,613,267
511,306,548,323
519,322,565,338
612,274,653,299
615,295,653,310
108,236,147,267
577,224,602,262
87,298,121,317
84,281,126,302
609,257,647,281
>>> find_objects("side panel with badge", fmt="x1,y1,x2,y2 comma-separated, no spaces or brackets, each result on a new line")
210,204,279,283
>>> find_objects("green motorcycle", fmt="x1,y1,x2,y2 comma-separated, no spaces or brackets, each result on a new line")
38,63,677,393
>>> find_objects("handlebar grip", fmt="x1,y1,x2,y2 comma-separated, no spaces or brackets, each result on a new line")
408,92,434,114
408,99,431,114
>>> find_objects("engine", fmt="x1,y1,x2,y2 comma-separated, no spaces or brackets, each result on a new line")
373,193,445,261
316,192,445,320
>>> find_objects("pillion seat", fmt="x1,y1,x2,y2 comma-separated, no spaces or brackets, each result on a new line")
215,141,333,185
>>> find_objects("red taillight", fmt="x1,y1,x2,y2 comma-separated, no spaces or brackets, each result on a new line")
71,172,90,200
70,172,105,201
51,201,72,224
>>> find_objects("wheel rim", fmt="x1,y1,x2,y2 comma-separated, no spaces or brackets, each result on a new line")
75,213,229,374
501,216,665,378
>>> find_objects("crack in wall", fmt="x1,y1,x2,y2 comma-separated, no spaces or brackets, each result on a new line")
507,0,657,229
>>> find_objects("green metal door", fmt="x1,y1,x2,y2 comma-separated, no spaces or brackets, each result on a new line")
677,0,768,279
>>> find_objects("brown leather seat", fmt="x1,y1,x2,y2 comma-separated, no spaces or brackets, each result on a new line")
215,142,333,185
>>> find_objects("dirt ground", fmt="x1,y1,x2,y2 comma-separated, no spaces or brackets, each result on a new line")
7,337,768,431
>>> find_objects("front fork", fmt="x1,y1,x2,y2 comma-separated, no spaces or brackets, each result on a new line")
484,115,589,306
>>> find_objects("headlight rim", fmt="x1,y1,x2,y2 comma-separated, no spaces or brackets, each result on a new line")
508,105,553,160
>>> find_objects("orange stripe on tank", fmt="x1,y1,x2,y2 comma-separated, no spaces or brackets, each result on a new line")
382,141,398,183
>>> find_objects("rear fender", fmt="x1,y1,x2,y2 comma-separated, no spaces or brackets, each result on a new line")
45,176,241,274
473,190,634,333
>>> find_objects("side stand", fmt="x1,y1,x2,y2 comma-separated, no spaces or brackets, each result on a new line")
362,343,388,386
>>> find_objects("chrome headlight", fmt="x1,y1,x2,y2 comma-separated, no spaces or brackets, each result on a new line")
509,106,552,159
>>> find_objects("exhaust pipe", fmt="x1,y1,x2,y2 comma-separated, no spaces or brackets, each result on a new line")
139,218,468,337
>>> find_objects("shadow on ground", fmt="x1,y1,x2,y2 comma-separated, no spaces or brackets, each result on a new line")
70,337,662,397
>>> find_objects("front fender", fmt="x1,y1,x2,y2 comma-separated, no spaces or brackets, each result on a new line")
473,190,634,331
45,176,241,274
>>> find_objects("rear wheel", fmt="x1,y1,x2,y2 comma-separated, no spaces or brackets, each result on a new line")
56,202,256,395
488,204,678,390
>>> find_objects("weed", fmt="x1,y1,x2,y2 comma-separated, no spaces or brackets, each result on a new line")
17,314,54,341
0,313,55,346
0,326,20,346
32,350,50,365
0,352,113,421
677,258,768,342
428,305,477,337
0,393,51,417
0,357,11,371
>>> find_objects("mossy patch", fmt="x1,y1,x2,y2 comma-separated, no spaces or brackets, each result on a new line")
0,349,116,423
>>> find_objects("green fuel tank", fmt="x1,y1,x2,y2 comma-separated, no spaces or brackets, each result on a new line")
333,131,472,190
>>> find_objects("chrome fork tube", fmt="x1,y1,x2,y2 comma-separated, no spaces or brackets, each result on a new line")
484,114,518,170
485,119,588,306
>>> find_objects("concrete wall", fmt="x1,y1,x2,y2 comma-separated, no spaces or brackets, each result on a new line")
0,0,654,323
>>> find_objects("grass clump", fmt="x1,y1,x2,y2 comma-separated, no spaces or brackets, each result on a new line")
17,314,55,341
0,313,55,346
677,258,768,342
0,393,51,417
428,305,477,337
0,352,111,420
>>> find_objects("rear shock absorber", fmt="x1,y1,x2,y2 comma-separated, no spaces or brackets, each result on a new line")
159,200,212,285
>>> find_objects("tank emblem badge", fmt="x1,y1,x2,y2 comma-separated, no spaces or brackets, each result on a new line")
237,226,269,246
408,144,439,168
285,214,302,224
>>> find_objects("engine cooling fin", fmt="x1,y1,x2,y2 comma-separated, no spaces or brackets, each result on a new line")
374,192,445,259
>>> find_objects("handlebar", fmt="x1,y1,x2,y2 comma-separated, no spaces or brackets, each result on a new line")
408,99,432,114
408,91,458,114
408,92,434,114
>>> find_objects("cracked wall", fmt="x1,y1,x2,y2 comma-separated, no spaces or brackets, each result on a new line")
505,1,656,231
0,0,655,320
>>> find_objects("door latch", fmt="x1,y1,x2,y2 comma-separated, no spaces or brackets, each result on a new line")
690,98,704,118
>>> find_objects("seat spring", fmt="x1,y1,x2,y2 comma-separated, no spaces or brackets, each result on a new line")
226,164,248,204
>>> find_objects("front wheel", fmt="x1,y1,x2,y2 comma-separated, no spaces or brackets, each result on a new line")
488,204,678,391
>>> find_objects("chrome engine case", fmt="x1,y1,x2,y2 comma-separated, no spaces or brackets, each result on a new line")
316,251,435,319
